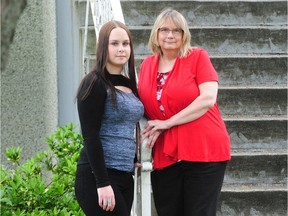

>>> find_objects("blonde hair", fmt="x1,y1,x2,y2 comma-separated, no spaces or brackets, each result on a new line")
148,8,191,58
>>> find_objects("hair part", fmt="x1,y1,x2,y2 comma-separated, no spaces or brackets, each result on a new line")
148,8,192,58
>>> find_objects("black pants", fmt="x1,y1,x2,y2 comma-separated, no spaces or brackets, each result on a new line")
75,164,134,216
151,160,227,216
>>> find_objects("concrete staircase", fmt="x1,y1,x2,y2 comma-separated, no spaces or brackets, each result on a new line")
75,0,287,215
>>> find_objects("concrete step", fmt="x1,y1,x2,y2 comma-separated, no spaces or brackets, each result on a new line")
224,154,287,185
212,56,287,87
121,0,288,27
82,26,287,56
225,119,287,152
218,187,287,216
83,56,288,89
129,27,287,55
135,56,288,87
149,185,287,216
217,88,287,116
76,0,288,28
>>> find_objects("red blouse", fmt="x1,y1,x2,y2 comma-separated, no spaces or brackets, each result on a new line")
138,48,231,169
156,71,170,116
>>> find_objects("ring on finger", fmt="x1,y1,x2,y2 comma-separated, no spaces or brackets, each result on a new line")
107,199,111,206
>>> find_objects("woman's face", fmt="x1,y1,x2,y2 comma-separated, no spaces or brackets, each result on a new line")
107,27,131,74
157,19,183,53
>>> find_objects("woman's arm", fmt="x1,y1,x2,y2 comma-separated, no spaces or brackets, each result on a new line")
167,81,218,127
78,81,116,211
78,81,109,187
142,81,218,147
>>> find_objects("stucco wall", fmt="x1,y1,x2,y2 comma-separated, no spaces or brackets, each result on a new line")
1,0,58,162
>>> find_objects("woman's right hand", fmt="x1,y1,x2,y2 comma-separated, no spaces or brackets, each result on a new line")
97,185,115,211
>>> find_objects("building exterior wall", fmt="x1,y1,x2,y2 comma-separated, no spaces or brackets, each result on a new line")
56,0,81,128
1,0,58,162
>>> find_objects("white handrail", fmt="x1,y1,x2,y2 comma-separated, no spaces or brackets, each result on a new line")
82,1,90,74
89,0,124,41
138,118,153,216
82,0,125,74
110,0,124,23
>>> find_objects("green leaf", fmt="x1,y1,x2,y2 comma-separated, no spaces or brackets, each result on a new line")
1,123,84,215
5,147,23,164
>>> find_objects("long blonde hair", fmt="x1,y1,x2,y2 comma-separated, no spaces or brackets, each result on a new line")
148,8,191,58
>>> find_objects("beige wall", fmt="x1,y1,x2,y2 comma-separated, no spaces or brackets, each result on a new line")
1,0,58,162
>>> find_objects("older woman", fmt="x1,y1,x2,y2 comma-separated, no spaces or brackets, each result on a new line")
138,8,231,216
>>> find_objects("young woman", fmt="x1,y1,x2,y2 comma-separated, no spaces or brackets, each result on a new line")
75,20,144,216
138,9,231,216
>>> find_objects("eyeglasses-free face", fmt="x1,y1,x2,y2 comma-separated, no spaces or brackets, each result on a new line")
158,27,183,36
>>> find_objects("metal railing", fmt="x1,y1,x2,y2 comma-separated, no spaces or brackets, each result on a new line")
82,0,124,75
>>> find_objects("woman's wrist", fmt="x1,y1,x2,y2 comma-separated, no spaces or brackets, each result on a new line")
166,118,175,129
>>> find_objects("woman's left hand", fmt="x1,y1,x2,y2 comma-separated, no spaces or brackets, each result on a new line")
146,130,162,148
134,162,142,168
141,120,169,148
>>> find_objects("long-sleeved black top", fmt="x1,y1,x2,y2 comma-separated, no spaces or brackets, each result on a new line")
77,74,137,188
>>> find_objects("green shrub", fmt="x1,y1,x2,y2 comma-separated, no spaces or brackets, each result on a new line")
0,123,85,216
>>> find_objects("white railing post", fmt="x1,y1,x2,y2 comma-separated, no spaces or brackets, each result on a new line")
89,0,124,40
110,0,124,23
88,0,98,38
138,118,153,216
82,0,90,74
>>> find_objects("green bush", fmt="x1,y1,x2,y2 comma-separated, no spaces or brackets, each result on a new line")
0,123,85,216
